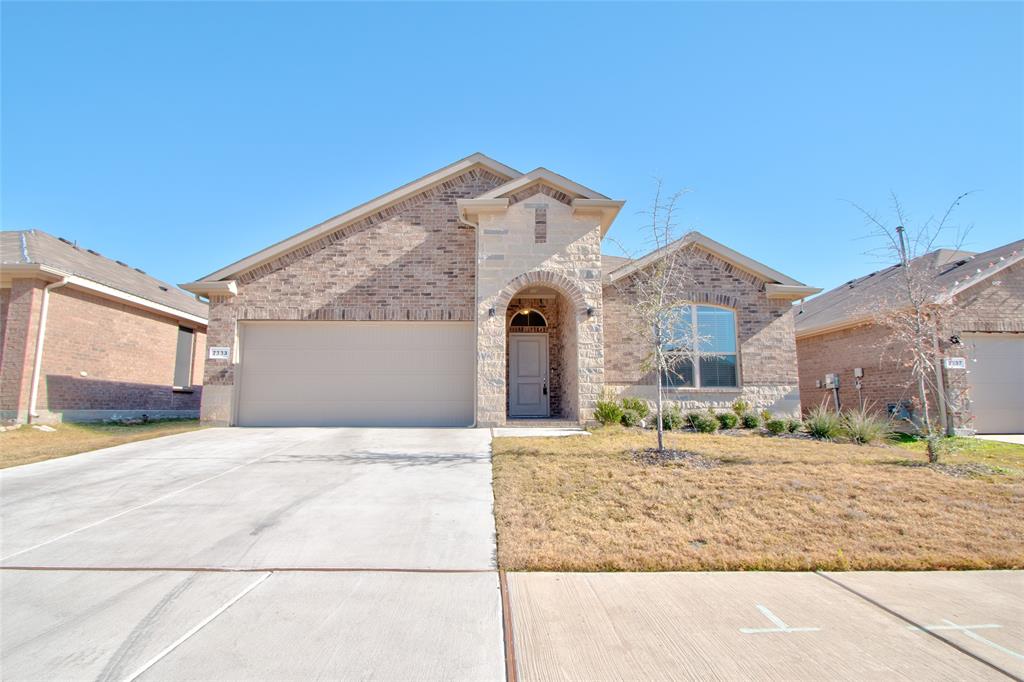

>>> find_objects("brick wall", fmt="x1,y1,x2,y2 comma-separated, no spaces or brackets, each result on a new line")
795,260,1023,428
0,280,206,421
603,248,801,415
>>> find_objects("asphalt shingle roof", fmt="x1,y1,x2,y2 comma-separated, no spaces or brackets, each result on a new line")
1,229,208,319
795,238,1024,335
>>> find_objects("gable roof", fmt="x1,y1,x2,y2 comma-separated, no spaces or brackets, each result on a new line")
478,167,611,202
1,229,208,322
604,231,820,300
191,153,522,285
794,238,1024,338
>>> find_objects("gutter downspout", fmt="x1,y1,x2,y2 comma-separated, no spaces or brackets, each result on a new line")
932,329,950,436
464,209,481,429
27,278,69,423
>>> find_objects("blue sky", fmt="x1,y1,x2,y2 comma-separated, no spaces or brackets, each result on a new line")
2,2,1021,294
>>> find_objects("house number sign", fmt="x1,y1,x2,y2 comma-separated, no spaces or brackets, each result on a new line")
944,357,966,369
209,346,231,360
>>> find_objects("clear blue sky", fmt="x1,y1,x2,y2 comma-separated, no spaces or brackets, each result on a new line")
3,2,1021,293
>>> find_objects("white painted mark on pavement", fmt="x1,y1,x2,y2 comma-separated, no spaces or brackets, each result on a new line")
123,571,272,681
909,620,1023,660
740,604,821,634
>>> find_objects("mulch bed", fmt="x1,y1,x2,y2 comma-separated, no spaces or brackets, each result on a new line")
632,448,718,468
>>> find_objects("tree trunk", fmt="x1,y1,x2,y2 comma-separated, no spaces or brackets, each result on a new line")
656,360,665,453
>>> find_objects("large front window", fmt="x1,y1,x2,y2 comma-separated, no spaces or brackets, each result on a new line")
661,305,738,388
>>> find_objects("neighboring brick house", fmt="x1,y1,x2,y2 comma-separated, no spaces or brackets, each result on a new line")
795,239,1024,434
182,153,819,427
1,230,208,423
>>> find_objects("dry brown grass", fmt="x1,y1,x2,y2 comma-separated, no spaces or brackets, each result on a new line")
492,427,1024,571
0,420,204,469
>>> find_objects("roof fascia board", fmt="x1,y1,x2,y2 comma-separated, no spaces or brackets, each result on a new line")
2,263,207,325
180,280,239,298
572,199,625,237
479,168,610,201
198,153,521,282
795,315,875,339
607,232,806,287
765,284,824,301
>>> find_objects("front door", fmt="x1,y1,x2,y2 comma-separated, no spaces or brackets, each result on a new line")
509,333,550,417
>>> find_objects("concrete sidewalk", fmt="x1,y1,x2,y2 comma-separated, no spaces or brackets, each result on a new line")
508,571,1023,681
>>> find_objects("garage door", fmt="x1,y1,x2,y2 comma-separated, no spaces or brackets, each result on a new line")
966,333,1024,434
237,322,474,427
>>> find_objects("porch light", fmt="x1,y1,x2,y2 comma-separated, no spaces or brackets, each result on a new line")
488,307,495,317
587,307,594,317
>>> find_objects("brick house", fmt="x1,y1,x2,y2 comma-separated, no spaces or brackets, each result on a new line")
1,230,208,423
795,239,1024,434
182,154,819,427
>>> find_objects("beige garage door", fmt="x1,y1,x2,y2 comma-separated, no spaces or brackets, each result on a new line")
237,321,474,427
966,333,1024,434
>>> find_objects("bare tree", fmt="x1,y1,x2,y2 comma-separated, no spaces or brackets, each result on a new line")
850,191,973,461
611,180,710,452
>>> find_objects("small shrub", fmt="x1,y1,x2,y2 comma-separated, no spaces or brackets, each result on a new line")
661,405,685,430
717,412,738,429
765,418,787,435
688,413,719,433
804,405,842,440
620,397,650,419
786,418,802,433
685,411,704,429
593,399,623,426
760,409,772,423
620,408,642,428
731,399,750,416
741,412,760,429
841,407,894,445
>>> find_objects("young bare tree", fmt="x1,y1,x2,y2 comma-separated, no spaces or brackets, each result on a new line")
611,180,710,452
851,191,973,462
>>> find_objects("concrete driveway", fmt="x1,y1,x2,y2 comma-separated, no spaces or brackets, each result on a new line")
0,427,504,681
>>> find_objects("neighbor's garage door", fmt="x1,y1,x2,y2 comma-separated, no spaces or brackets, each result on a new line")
237,321,474,427
966,333,1024,434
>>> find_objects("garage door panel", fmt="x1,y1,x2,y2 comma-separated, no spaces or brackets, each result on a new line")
966,333,1023,434
237,322,474,427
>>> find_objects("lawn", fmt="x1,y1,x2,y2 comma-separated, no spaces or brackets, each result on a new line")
0,419,205,469
491,427,1024,572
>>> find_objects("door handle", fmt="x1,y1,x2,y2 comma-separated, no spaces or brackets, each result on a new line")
543,379,548,396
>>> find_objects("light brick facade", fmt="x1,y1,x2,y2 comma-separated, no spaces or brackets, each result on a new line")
194,157,810,426
0,278,206,422
603,249,802,415
796,260,1023,431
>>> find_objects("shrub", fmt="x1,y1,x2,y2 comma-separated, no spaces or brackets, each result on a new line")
731,399,750,416
804,405,842,440
841,407,894,445
717,412,738,430
692,414,720,433
685,411,704,429
593,399,623,426
786,418,802,433
765,418,787,435
740,412,760,429
620,397,650,420
620,408,642,428
661,405,685,430
760,409,772,423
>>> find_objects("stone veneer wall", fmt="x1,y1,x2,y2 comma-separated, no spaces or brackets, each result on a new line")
476,190,604,426
200,167,508,423
602,248,802,416
506,297,563,417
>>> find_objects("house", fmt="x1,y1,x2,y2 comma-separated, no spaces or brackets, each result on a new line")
795,239,1024,434
182,153,819,427
1,230,208,423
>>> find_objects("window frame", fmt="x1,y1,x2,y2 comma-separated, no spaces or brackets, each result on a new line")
509,309,548,329
660,303,741,390
172,326,196,391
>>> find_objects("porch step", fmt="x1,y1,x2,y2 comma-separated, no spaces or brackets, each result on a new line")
504,419,580,428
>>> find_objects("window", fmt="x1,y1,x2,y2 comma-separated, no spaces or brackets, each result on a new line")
173,326,195,388
660,305,738,388
510,310,547,327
